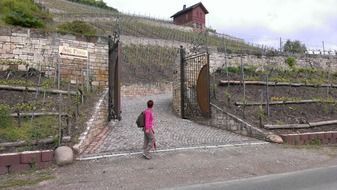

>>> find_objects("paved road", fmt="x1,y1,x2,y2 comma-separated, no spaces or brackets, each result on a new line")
170,165,337,190
20,144,337,190
91,93,257,155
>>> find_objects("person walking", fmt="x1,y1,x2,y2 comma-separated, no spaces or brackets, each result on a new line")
143,100,155,160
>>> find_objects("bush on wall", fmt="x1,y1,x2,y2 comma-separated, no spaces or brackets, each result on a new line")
57,20,97,36
0,0,50,28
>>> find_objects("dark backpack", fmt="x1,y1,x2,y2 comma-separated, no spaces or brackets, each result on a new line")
136,112,145,128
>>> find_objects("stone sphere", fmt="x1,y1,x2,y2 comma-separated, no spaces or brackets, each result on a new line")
55,146,74,166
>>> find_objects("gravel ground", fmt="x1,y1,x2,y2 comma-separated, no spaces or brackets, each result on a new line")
18,144,337,190
92,93,256,155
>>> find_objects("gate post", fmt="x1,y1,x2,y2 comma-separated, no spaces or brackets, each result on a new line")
207,52,211,118
108,35,121,121
180,46,186,119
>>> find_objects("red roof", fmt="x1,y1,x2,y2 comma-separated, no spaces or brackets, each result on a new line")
170,2,209,18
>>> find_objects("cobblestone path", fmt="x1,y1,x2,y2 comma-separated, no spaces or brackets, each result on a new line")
86,93,260,156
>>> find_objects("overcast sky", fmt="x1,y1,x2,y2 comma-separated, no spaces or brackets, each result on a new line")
105,0,337,50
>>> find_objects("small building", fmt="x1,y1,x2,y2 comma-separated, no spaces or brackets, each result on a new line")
170,2,209,30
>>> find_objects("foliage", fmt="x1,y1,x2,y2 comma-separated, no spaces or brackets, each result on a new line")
0,59,28,65
226,66,241,74
265,49,278,57
285,56,296,68
224,66,258,76
0,104,11,128
67,0,118,12
223,65,337,85
308,139,321,146
271,96,302,102
0,79,34,86
0,169,54,189
0,116,57,142
283,40,307,54
40,79,54,89
57,20,96,36
0,0,50,28
13,103,34,112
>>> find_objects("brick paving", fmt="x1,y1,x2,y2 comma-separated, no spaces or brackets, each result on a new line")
84,93,259,156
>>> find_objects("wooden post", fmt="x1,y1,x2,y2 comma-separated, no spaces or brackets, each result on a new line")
58,93,63,146
266,74,270,116
240,54,246,119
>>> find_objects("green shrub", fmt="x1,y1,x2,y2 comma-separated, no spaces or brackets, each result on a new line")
285,56,296,68
4,10,43,28
0,0,49,28
0,104,11,128
243,66,257,75
57,20,96,36
227,66,240,73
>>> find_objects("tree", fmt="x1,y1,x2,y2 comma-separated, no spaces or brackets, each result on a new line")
283,40,307,54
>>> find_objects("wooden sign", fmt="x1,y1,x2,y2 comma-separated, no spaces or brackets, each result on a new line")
59,46,88,59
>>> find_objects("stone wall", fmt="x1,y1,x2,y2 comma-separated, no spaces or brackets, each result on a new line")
121,82,172,97
210,51,337,73
205,104,267,140
0,27,109,86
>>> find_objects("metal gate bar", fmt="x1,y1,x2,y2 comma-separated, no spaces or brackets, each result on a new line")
180,46,210,119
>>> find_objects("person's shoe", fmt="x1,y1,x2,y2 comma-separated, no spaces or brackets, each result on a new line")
143,154,152,160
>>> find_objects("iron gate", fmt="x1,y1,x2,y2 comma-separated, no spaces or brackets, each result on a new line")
108,35,121,121
180,47,211,119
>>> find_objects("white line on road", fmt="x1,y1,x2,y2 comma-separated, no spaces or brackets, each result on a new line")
77,141,269,161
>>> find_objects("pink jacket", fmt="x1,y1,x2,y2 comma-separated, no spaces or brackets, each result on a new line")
144,108,153,130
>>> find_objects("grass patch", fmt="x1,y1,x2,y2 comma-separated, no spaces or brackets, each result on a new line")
0,168,55,189
0,79,34,86
0,104,11,129
0,0,50,28
67,0,118,11
0,116,58,142
57,20,96,36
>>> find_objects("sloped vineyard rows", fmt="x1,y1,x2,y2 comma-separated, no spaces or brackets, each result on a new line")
38,0,261,54
121,44,178,84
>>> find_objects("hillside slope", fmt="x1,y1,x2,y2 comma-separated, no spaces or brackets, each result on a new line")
35,0,261,84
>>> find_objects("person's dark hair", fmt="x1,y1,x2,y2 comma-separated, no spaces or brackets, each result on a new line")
147,100,154,108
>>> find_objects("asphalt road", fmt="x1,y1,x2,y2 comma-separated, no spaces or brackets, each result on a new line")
170,165,337,190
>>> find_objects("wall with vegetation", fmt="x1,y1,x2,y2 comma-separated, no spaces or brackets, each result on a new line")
0,27,108,86
1,26,336,89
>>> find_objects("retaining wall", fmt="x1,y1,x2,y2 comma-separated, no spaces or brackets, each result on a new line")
210,51,337,73
0,27,109,86
280,131,337,145
202,104,267,140
0,150,54,175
